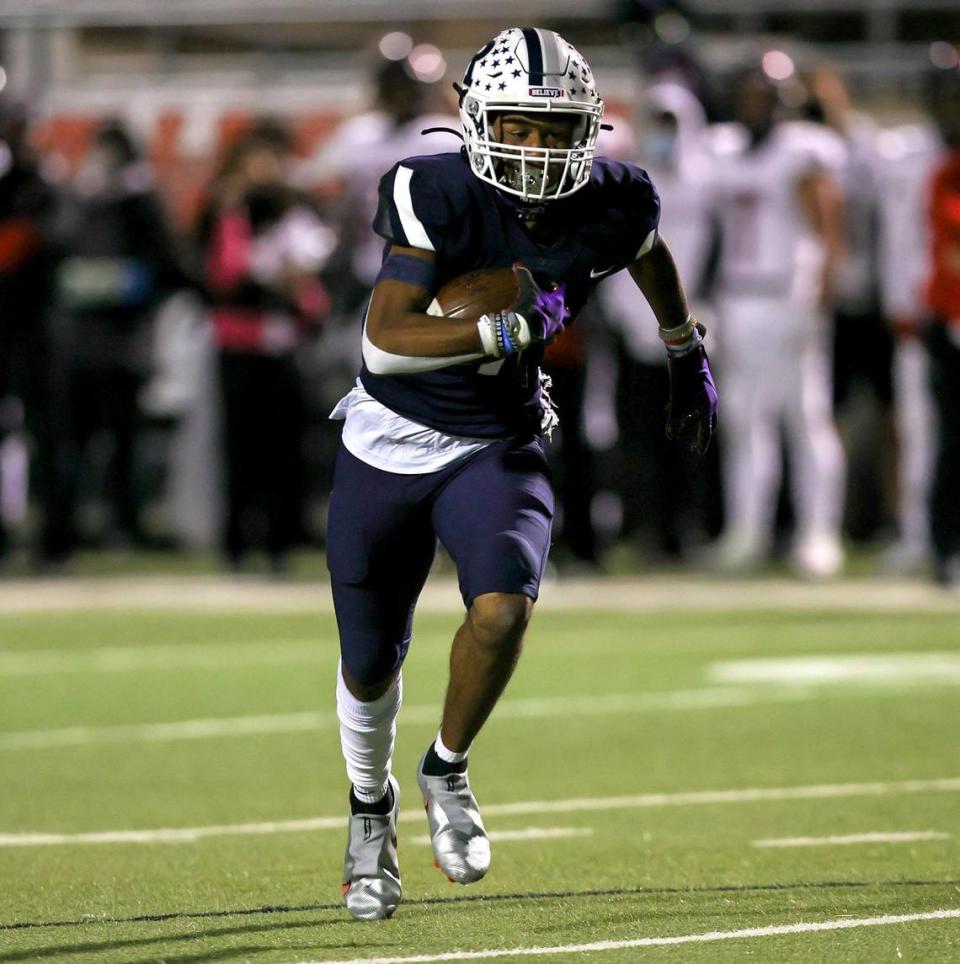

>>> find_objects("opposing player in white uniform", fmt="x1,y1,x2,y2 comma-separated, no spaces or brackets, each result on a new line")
873,122,940,571
708,66,847,577
301,58,457,291
808,68,896,543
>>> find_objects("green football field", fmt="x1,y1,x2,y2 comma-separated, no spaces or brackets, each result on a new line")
1,574,959,963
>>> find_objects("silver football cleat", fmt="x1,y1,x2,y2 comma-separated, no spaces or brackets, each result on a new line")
341,775,401,921
416,755,491,884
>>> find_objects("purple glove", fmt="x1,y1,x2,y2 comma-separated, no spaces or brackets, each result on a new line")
512,264,569,342
477,264,570,358
666,343,719,455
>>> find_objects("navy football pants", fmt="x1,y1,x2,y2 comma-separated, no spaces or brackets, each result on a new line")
327,435,554,686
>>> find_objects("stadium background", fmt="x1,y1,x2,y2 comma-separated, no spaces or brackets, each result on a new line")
0,0,956,560
1,3,960,962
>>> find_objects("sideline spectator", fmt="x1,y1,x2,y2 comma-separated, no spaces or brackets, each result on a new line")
922,62,960,587
0,97,62,566
302,56,456,307
47,121,186,559
197,121,334,573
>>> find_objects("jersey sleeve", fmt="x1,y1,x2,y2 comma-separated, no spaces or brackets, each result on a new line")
621,164,662,259
797,124,848,180
373,160,452,254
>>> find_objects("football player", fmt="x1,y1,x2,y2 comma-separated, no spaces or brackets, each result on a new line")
706,64,848,578
328,27,718,921
873,105,941,573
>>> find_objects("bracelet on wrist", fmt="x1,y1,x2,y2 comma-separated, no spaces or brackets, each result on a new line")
658,315,696,347
477,314,501,358
662,317,705,357
477,312,520,359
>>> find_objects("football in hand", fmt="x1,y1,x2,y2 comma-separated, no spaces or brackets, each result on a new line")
429,267,518,319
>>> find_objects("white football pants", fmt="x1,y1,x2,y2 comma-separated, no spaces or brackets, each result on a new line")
892,337,935,551
716,294,845,548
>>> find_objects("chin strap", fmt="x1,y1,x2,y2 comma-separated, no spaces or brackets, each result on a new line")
500,192,548,221
420,126,464,141
513,201,547,221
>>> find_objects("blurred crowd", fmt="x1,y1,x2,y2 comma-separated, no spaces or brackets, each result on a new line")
1,42,959,585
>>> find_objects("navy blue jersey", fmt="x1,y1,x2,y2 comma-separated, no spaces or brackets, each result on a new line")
363,151,660,438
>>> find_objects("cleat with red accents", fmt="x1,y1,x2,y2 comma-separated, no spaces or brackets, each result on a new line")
416,754,491,885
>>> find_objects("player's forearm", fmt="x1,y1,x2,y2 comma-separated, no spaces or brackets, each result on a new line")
798,172,846,307
364,280,486,374
366,305,483,358
627,237,691,331
362,328,485,374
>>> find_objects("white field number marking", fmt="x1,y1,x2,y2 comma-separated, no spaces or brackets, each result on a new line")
753,831,952,848
710,653,960,686
296,909,960,964
410,827,592,846
1,777,958,848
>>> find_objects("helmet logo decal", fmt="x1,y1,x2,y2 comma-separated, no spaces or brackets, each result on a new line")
529,87,564,98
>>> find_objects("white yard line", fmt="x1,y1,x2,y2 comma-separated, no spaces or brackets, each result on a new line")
0,711,336,749
1,574,959,614
753,831,952,848
296,909,960,964
7,645,960,689
0,816,348,846
711,653,960,686
0,639,325,676
0,687,811,751
410,827,593,846
1,777,958,848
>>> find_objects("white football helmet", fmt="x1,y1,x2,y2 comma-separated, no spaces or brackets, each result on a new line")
458,27,604,202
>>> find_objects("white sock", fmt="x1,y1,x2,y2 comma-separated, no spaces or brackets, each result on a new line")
336,661,402,804
434,731,469,764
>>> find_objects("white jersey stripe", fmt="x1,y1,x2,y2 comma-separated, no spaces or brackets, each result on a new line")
394,165,434,252
634,228,657,260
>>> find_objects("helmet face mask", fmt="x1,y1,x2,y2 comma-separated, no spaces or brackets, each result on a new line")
459,27,603,202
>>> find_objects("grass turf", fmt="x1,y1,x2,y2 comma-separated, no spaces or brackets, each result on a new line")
0,588,958,962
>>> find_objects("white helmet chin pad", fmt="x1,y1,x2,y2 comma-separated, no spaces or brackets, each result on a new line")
459,27,604,202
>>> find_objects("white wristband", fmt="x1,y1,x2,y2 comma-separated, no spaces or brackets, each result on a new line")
477,315,500,357
658,315,696,347
477,311,533,358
